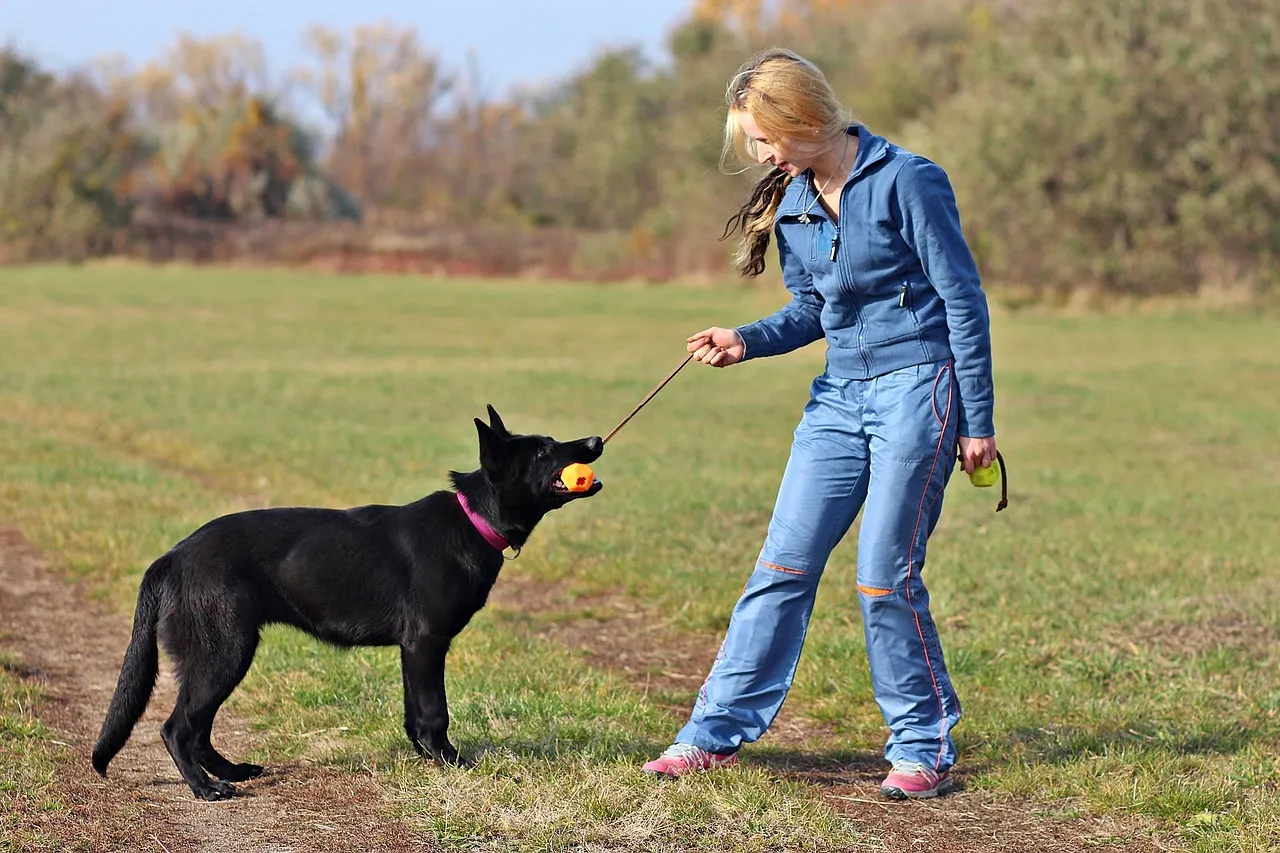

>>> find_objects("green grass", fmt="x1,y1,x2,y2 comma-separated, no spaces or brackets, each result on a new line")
1,263,1278,850
0,651,63,851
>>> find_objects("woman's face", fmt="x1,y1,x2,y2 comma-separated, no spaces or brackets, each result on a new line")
734,109,826,177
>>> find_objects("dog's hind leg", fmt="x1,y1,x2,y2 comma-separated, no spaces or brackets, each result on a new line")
161,607,260,800
401,637,458,764
193,635,263,783
197,720,264,782
162,686,237,800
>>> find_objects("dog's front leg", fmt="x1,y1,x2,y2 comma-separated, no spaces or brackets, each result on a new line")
400,637,458,765
400,647,426,756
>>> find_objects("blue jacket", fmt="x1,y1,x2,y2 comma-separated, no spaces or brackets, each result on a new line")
735,127,995,438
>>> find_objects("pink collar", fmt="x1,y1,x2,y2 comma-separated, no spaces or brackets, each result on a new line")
456,492,510,552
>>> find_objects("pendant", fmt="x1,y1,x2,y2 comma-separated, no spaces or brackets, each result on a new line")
799,213,810,224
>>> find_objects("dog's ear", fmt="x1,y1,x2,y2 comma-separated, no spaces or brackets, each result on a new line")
474,417,509,481
486,404,511,439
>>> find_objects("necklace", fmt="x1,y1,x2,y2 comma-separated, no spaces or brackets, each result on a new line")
798,131,851,225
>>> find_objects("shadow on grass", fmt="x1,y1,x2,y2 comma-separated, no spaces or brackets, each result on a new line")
744,746,897,788
459,736,666,766
455,735,908,790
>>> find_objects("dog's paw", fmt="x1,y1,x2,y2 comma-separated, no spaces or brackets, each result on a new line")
195,780,237,801
220,763,264,782
430,743,461,766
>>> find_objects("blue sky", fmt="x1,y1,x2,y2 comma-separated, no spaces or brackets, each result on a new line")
2,0,694,97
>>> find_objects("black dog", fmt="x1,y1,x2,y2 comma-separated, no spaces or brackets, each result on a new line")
92,406,603,801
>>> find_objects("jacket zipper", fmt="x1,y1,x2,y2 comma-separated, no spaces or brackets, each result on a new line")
841,132,885,376
836,192,872,376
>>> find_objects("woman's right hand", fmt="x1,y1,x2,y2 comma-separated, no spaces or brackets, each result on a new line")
687,327,746,367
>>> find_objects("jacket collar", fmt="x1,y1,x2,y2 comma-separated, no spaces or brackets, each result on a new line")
776,126,890,219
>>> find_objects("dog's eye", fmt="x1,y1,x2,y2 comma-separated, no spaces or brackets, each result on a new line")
536,446,551,459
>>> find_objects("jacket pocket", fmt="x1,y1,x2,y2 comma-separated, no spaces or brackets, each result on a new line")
808,218,836,267
898,282,926,328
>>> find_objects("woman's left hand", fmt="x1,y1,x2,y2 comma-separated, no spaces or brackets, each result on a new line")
957,436,997,475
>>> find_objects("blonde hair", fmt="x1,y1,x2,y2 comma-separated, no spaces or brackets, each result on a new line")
719,48,851,277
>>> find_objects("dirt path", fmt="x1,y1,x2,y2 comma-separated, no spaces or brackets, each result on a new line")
490,573,1185,853
0,526,431,853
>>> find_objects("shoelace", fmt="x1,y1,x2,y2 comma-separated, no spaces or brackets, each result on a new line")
662,743,711,767
890,760,931,777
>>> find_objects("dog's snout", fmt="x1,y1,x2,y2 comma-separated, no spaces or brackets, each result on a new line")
582,436,604,459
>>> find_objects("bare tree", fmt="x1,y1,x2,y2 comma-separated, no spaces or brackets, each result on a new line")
295,23,452,207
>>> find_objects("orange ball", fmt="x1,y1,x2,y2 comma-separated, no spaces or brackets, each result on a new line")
561,463,595,492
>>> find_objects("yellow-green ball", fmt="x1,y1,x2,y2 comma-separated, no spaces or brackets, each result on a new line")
968,457,1001,488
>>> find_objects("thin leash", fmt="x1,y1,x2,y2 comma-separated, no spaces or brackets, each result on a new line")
957,448,1009,513
473,352,696,562
603,353,696,445
994,450,1009,512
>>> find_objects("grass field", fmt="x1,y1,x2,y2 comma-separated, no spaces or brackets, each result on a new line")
1,264,1278,851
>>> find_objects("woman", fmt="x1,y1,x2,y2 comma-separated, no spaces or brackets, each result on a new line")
640,48,997,800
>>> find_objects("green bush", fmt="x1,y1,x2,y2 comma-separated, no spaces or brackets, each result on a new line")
905,0,1280,297
0,51,150,261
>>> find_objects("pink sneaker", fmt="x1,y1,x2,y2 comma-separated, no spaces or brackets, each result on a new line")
879,760,955,799
642,743,738,777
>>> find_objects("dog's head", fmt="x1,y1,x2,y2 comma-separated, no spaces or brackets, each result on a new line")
473,405,604,514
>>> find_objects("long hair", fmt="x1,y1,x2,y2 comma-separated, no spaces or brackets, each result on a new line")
720,48,851,277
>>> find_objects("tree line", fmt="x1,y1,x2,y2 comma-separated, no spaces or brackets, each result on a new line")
1,0,1275,297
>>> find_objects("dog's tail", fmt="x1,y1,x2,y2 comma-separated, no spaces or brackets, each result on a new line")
92,553,170,776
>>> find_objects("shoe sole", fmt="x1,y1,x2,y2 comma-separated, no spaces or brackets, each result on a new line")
642,760,738,779
880,777,955,800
